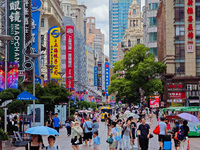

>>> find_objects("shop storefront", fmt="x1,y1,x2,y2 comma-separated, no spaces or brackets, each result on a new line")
167,91,186,107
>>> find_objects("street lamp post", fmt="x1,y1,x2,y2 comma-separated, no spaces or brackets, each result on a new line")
29,53,41,127
0,35,13,132
58,72,65,124
73,80,78,102
66,76,72,117
46,64,55,82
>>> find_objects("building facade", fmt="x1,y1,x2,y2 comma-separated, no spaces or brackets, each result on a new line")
40,0,65,80
121,0,143,53
157,0,200,107
143,0,159,58
61,17,87,91
86,45,94,86
109,0,134,67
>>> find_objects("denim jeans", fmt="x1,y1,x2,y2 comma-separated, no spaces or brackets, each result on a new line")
123,135,130,150
116,139,123,149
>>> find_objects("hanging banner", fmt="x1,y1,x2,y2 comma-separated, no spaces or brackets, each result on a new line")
98,62,102,90
94,66,98,86
7,0,24,70
89,95,94,102
66,26,74,88
0,62,18,92
48,26,61,79
105,62,110,96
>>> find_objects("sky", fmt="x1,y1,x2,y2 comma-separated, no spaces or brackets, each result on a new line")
77,0,145,57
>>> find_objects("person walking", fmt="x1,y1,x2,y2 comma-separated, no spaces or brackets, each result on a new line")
46,115,53,128
172,120,180,150
65,119,71,136
158,117,168,150
122,118,133,150
71,121,83,150
25,135,44,150
53,113,61,133
93,131,101,150
116,120,123,150
43,136,60,150
109,122,118,150
83,117,93,146
92,119,99,134
180,120,190,150
130,117,137,145
137,117,151,150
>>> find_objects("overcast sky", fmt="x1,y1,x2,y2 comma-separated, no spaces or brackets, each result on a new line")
77,0,145,56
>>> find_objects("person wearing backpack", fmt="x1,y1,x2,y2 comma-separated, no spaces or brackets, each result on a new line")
43,136,60,150
116,120,123,150
180,120,189,150
122,118,133,150
172,120,180,150
158,117,168,150
83,116,93,146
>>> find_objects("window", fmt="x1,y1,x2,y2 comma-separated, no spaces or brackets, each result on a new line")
89,29,92,34
196,24,200,40
41,54,44,66
175,26,185,40
149,17,157,26
41,18,44,27
152,3,158,10
149,3,151,10
175,7,184,22
196,0,200,2
149,32,157,42
196,6,200,21
196,44,200,59
175,62,185,74
149,48,157,56
133,9,136,14
137,39,140,44
41,35,44,45
197,62,200,76
174,0,184,3
175,44,185,59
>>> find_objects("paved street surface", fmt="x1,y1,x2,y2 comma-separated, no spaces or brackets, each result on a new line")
8,117,200,150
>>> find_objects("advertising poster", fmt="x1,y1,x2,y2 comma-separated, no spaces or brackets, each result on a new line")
150,95,160,108
70,88,75,101
96,97,102,103
105,62,110,96
77,91,84,101
98,62,102,90
66,26,74,88
48,26,61,80
7,0,24,70
0,62,5,92
94,66,98,86
89,95,94,102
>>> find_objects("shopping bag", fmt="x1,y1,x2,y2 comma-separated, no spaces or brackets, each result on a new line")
153,125,160,135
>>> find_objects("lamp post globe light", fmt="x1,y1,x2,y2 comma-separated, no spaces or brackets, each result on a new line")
0,35,13,132
29,53,40,127
66,76,73,117
46,64,55,82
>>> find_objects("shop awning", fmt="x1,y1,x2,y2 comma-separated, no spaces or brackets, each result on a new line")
181,107,200,112
163,107,184,112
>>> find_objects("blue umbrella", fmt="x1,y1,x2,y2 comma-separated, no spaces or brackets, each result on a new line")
25,126,59,135
17,91,38,100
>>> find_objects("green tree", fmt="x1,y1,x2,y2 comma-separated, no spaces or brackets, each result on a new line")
108,44,166,105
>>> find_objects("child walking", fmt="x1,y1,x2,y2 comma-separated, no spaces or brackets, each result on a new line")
93,131,101,150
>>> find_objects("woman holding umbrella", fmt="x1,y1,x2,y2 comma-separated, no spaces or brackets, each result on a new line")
25,134,44,150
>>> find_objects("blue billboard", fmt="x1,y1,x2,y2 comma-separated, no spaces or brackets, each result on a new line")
105,62,110,96
94,66,98,86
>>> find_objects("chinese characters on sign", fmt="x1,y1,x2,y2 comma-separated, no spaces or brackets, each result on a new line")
94,66,98,86
168,84,184,90
98,62,102,90
8,0,24,70
66,26,74,88
105,62,110,96
168,92,186,99
49,27,61,79
187,0,194,52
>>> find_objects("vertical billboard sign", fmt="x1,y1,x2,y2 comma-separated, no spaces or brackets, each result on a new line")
105,62,110,96
66,26,74,88
48,26,61,80
23,0,33,81
7,0,24,70
0,62,18,92
98,62,102,90
32,0,42,83
94,66,98,86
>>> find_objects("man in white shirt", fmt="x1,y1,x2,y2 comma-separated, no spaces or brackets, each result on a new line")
43,136,60,150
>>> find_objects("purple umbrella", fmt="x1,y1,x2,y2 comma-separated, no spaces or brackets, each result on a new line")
178,113,199,123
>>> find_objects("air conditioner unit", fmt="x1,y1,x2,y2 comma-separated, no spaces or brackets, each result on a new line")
187,84,192,91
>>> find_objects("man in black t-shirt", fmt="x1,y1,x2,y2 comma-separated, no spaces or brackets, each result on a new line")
137,118,151,150
180,120,190,149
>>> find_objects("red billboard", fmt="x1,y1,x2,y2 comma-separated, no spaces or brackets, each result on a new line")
168,92,185,99
150,95,160,108
66,26,74,88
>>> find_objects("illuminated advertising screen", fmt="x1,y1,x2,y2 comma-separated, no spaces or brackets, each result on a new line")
150,95,160,108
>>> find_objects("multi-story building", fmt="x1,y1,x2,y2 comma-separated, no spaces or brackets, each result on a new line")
61,17,87,91
40,0,65,80
109,0,141,67
86,17,105,63
60,0,87,39
143,0,159,58
157,0,200,107
86,45,94,86
121,0,143,53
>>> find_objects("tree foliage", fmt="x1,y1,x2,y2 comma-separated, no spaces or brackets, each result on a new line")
108,44,166,104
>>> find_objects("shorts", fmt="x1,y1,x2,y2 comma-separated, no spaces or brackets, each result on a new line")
109,141,117,148
84,132,92,140
132,133,136,139
158,135,165,142
174,139,180,147
71,136,82,145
